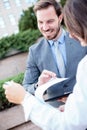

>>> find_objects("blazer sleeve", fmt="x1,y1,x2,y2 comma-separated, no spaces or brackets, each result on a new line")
22,47,40,94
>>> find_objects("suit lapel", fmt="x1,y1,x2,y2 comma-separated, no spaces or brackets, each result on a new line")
65,34,74,73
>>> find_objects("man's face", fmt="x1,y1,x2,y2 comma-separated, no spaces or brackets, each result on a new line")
36,6,62,40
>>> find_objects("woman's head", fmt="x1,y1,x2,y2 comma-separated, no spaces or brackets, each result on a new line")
63,0,87,45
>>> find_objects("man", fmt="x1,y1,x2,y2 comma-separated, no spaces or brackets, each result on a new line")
3,0,87,129
23,0,87,107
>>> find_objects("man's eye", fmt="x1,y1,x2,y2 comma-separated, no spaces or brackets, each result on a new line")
39,21,43,24
48,20,54,24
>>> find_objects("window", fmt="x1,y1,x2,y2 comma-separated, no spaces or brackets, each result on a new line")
15,0,21,6
19,11,24,18
14,29,19,34
3,33,8,37
26,0,37,4
8,14,16,25
3,0,10,9
0,17,5,28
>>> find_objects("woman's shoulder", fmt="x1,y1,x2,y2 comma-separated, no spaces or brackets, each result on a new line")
77,55,87,78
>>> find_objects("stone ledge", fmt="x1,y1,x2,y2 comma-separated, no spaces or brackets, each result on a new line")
0,105,41,130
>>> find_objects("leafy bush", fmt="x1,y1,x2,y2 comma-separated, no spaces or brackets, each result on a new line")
0,29,41,59
0,73,24,111
18,6,37,31
60,0,66,7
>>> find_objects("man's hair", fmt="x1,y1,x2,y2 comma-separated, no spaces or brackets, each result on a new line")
63,0,87,43
33,0,62,17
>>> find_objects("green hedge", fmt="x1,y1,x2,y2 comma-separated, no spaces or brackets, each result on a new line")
0,73,24,111
0,29,41,59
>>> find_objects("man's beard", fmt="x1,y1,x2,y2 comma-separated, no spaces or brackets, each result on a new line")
46,26,60,40
46,20,61,40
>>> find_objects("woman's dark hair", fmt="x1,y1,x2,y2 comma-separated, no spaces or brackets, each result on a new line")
63,0,87,43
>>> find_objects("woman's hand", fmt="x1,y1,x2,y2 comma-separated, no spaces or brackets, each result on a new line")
3,81,26,104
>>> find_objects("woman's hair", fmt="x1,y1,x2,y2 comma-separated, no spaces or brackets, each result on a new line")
63,0,87,43
33,0,62,17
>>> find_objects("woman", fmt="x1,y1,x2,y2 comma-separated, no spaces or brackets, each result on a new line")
64,0,87,46
3,0,87,129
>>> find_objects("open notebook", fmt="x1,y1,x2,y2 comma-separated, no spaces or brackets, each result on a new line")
35,77,71,103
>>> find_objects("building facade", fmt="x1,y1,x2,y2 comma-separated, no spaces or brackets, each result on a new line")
0,0,37,38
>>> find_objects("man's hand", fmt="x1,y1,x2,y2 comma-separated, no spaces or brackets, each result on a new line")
3,81,26,104
38,69,56,86
57,96,67,103
57,96,68,112
58,105,65,112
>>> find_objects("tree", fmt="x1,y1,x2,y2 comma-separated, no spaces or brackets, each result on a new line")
60,0,66,7
18,6,37,32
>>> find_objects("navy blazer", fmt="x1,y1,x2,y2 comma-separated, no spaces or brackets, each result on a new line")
23,32,87,101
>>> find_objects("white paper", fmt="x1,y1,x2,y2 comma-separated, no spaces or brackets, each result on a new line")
35,77,68,102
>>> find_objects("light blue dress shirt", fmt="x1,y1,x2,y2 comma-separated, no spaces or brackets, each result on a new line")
48,29,67,67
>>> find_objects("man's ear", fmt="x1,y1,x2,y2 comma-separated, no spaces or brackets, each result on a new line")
59,14,63,24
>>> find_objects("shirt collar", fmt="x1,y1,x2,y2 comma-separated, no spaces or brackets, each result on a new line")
48,28,66,46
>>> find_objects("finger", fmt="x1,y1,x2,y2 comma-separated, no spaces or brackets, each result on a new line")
58,105,65,112
43,70,56,77
39,74,50,80
3,84,9,89
58,97,67,103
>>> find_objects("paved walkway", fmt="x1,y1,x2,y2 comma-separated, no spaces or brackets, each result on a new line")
0,52,28,80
